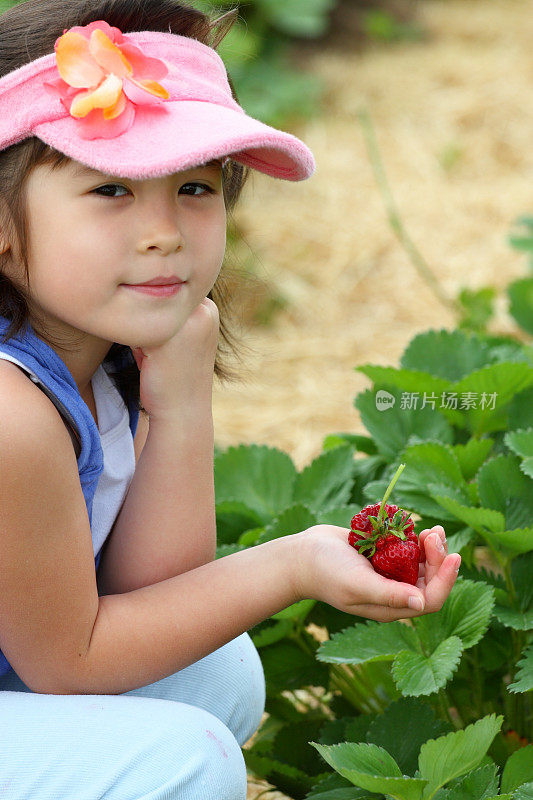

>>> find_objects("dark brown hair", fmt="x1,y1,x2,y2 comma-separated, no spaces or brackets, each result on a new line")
0,0,250,413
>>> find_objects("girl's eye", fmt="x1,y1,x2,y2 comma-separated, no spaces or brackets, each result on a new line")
92,184,129,198
179,182,214,196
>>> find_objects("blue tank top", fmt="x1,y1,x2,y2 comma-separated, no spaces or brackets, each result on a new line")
0,314,139,676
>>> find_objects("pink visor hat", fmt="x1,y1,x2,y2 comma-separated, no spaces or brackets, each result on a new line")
0,20,315,181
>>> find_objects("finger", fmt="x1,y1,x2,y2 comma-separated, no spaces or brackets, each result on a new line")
423,531,447,585
419,525,446,560
356,570,427,614
424,553,461,612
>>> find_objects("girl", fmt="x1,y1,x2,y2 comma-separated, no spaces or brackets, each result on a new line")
0,1,461,797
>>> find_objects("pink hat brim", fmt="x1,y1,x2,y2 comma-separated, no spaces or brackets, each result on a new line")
34,99,315,181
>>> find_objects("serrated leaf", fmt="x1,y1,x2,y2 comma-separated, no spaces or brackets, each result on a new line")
317,504,361,527
357,365,451,397
366,698,451,776
257,503,317,544
305,771,375,798
251,618,294,648
260,640,329,693
434,578,495,649
293,445,355,512
355,388,453,460
452,438,494,481
432,495,505,533
445,527,475,554
418,714,503,799
477,454,533,529
514,783,533,800
317,620,419,665
512,552,533,610
400,330,492,381
392,636,463,696
508,644,533,693
311,742,427,800
486,528,533,556
243,750,317,797
441,762,500,800
453,362,533,435
501,744,533,793
505,428,533,478
493,606,533,630
214,444,297,523
215,500,265,544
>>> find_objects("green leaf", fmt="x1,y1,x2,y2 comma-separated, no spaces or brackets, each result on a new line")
402,442,466,488
243,750,317,798
392,636,463,696
357,365,451,397
323,432,378,455
251,618,293,648
257,503,317,544
492,606,533,630
317,505,361,527
508,277,533,336
486,528,533,557
501,745,533,793
514,783,533,800
505,428,533,478
215,500,266,544
400,330,491,381
508,644,533,693
293,445,355,512
431,578,495,650
509,387,533,431
452,438,494,482
355,388,453,460
452,362,533,435
366,698,451,776
441,762,500,800
418,714,503,799
311,742,427,800
317,620,419,665
258,0,336,38
432,495,505,533
477,454,533,529
214,444,297,523
272,598,316,622
512,551,533,610
306,771,376,798
260,640,329,693
446,527,475,554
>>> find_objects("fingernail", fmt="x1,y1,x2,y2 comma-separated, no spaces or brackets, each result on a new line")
434,533,445,552
408,596,424,611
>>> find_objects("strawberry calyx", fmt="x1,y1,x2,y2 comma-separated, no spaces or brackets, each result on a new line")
353,508,413,558
351,463,413,558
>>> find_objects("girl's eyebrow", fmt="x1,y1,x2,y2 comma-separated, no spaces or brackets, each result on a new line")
72,160,223,180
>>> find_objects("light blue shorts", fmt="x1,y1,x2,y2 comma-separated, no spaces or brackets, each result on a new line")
0,632,265,799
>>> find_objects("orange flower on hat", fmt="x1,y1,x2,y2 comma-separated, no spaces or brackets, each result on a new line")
43,21,170,139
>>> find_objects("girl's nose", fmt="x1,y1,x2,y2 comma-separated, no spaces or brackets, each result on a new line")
136,215,184,256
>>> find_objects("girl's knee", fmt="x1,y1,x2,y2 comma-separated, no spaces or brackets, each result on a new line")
218,632,266,744
127,699,248,800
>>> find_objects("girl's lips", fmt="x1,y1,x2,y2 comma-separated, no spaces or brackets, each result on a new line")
121,283,183,297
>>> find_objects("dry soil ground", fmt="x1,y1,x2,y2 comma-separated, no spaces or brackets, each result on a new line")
209,1,533,796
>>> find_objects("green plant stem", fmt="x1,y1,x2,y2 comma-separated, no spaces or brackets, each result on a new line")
357,107,457,313
377,463,406,524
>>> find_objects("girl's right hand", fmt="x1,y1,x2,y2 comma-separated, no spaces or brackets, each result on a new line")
292,525,461,622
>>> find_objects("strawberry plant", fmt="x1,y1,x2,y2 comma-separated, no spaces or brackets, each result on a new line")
214,224,533,798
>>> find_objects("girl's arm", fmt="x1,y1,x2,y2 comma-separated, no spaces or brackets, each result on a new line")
96,300,219,596
78,526,458,696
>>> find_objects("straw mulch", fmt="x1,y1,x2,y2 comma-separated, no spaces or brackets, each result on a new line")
213,0,532,796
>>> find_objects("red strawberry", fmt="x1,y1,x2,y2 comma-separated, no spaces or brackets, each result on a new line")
348,465,420,586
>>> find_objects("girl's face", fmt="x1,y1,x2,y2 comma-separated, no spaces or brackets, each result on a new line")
11,157,227,352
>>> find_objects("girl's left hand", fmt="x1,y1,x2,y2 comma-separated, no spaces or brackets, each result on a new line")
131,297,219,423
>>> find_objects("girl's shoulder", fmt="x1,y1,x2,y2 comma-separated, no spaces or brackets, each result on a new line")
0,358,78,454
0,358,81,458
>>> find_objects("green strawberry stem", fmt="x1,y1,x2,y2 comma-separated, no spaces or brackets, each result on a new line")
376,463,406,525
